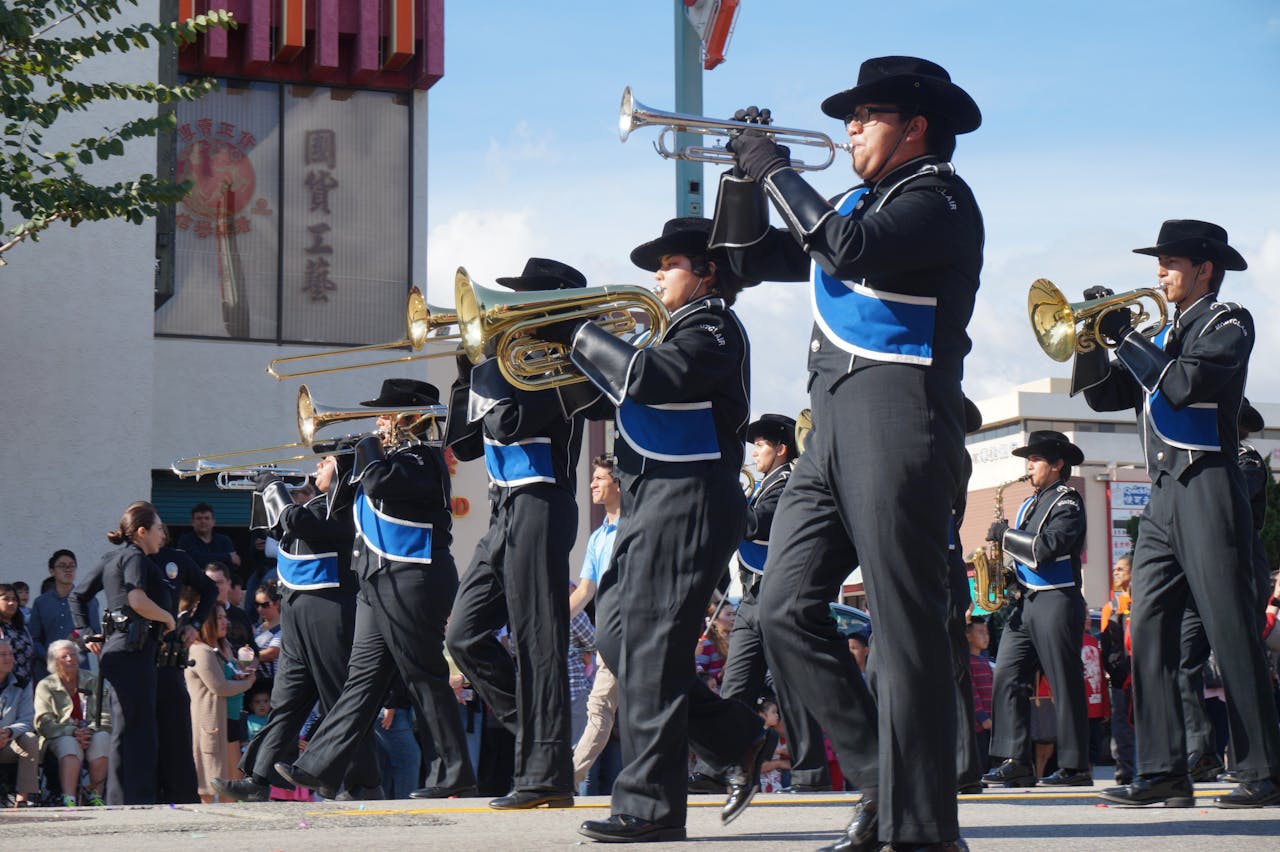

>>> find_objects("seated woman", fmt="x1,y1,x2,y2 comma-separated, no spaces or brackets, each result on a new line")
185,607,255,802
35,639,112,806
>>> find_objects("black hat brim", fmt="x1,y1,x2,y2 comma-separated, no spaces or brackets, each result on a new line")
1132,240,1247,271
1011,442,1084,467
1240,401,1264,434
494,275,585,292
746,417,797,446
820,76,981,134
629,232,712,273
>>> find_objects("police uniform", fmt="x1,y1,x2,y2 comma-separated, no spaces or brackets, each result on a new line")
715,57,983,846
1079,220,1280,805
569,220,769,838
982,431,1089,785
283,380,475,797
445,259,589,805
233,470,380,796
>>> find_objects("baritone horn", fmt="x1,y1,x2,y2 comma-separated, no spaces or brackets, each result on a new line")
969,475,1029,613
266,286,460,379
1028,278,1168,363
619,86,852,172
739,466,756,497
455,267,669,392
794,408,812,456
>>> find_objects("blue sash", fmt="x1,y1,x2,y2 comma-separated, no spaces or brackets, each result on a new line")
276,547,340,590
484,437,556,487
1011,495,1074,590
811,188,936,364
615,399,720,462
737,539,767,574
1145,325,1220,451
353,492,433,563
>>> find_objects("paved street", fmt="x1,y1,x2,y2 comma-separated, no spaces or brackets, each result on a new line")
4,781,1279,851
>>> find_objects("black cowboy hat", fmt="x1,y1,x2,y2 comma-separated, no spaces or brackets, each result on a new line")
495,257,587,292
360,378,440,408
1011,430,1084,467
1132,220,1247,271
963,397,983,435
1240,397,1264,435
820,56,981,134
746,413,798,449
630,217,751,291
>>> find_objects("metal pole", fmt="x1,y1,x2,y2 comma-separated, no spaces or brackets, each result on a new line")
673,2,704,217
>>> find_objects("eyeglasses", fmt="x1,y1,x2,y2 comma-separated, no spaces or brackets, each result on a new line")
843,106,909,130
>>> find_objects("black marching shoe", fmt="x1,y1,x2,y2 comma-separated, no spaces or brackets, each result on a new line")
956,783,984,795
410,783,478,799
1038,768,1093,787
1218,769,1242,784
817,797,881,852
1214,778,1280,808
981,759,1036,788
1188,752,1225,783
211,776,269,802
335,784,384,801
888,841,969,851
488,789,574,809
1097,773,1194,807
578,814,686,843
687,771,726,794
274,762,339,800
721,728,779,825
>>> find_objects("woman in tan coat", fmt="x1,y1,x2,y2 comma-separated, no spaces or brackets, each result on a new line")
185,606,254,801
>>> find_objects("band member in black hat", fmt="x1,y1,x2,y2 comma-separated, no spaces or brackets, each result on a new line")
445,259,589,809
980,430,1090,789
567,218,775,843
714,56,983,850
216,445,381,802
278,379,476,800
1076,220,1280,808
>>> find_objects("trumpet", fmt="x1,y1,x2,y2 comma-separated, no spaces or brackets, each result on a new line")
455,267,669,392
619,86,852,172
1028,278,1168,363
266,286,460,380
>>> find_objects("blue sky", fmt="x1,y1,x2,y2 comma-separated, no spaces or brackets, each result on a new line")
422,2,1280,419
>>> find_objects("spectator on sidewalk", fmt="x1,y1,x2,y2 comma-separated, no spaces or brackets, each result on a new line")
967,618,994,774
0,637,38,806
29,550,100,679
35,639,111,806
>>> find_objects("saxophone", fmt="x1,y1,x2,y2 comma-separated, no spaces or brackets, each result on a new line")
969,474,1030,612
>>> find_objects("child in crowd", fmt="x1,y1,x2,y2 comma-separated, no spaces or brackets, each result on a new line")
757,699,791,793
245,685,272,742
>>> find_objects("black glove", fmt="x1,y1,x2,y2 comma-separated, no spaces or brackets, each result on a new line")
253,472,282,493
729,106,773,179
1096,307,1134,345
986,519,1009,543
540,318,585,348
1083,285,1114,301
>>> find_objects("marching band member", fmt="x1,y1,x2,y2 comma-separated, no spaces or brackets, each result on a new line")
715,56,984,850
215,446,381,802
1076,220,1280,808
277,379,476,800
981,431,1090,788
567,218,774,843
445,259,589,809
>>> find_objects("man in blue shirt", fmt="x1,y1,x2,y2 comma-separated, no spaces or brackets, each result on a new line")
29,549,100,678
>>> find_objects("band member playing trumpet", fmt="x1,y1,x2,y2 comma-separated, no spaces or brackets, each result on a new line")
566,218,774,843
981,430,1090,789
277,379,476,800
1077,221,1280,808
445,259,590,808
714,56,983,850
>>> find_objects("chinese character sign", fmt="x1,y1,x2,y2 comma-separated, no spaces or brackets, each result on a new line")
1108,481,1150,567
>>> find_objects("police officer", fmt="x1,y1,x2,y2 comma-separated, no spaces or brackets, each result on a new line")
215,448,381,801
980,431,1090,788
1078,220,1280,808
716,56,983,850
444,259,589,809
568,218,774,842
71,501,186,805
277,379,475,799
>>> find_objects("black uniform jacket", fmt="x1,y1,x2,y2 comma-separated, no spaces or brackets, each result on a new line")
1074,293,1254,481
351,441,453,579
273,492,359,593
720,155,983,384
1001,481,1086,591
745,460,792,545
1239,444,1268,532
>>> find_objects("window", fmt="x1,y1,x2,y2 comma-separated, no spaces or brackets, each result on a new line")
156,80,412,346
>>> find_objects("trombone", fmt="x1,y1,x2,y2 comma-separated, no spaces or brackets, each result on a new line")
1028,278,1168,363
619,86,852,172
266,286,461,380
454,267,669,392
171,385,447,479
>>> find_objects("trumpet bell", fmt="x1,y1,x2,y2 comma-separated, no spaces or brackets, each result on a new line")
1028,279,1080,362
1028,278,1168,363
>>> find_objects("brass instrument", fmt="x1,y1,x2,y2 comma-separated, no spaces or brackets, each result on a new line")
1028,278,1168,363
740,465,756,497
171,385,447,479
214,467,311,491
266,286,460,379
969,474,1030,612
619,86,853,172
795,408,812,456
455,267,669,392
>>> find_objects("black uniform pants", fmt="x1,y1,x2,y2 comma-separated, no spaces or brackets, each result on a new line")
1178,603,1217,764
596,463,762,827
447,485,576,793
719,577,831,789
758,365,963,844
947,547,981,788
295,563,474,791
1130,461,1280,781
989,587,1089,770
101,635,158,805
155,666,199,803
242,587,379,790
